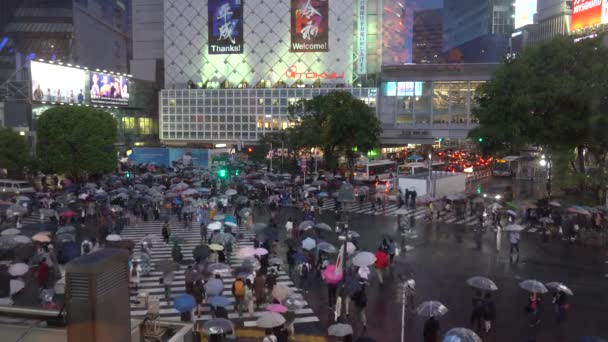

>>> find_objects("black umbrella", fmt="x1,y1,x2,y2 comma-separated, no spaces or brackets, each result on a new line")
193,245,211,260
285,238,299,250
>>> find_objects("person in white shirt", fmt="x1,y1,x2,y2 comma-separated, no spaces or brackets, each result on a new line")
509,231,520,254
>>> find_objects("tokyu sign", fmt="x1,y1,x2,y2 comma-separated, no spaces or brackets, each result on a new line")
285,66,345,80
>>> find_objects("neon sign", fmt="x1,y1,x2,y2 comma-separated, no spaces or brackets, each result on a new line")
285,66,345,80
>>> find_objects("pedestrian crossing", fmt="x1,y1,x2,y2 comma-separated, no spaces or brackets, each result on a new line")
121,219,321,326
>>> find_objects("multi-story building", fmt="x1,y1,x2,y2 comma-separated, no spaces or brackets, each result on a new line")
130,0,164,84
527,0,572,45
412,9,443,64
442,0,514,63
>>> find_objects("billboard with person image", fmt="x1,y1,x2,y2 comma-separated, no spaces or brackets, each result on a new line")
90,72,130,106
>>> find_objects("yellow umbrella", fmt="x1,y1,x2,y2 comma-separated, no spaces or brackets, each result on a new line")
209,244,224,251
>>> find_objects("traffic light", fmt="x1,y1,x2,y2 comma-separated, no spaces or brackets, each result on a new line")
235,169,240,176
125,170,131,178
437,137,443,143
476,184,482,194
218,168,227,179
478,137,484,143
247,147,253,153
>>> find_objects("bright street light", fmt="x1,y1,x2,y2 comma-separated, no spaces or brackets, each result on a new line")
539,159,547,167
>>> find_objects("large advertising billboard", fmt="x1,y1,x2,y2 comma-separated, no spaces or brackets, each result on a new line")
514,0,537,29
90,72,130,106
208,0,244,54
571,0,605,31
290,0,329,52
31,61,86,104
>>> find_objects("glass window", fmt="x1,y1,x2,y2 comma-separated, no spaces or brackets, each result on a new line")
414,81,432,124
450,82,468,124
432,82,450,124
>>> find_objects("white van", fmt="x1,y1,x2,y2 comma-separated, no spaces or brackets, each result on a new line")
0,180,35,194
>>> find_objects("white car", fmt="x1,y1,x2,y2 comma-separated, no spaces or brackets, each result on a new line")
0,179,35,195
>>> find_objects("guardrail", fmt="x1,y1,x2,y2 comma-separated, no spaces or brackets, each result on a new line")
466,169,492,183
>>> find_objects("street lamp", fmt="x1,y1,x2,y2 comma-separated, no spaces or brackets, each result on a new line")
539,155,552,198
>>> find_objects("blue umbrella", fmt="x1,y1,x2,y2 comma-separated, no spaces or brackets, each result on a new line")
407,155,423,161
207,295,231,307
293,252,308,263
223,215,236,223
205,278,224,296
318,192,329,197
174,294,195,313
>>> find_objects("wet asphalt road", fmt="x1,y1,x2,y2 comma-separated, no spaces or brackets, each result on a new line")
271,204,608,342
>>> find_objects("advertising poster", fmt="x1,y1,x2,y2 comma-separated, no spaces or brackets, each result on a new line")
30,61,86,104
208,0,244,54
291,0,329,52
90,72,130,106
571,0,604,31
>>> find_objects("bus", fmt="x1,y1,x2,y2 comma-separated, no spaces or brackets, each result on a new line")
353,160,397,181
492,156,521,177
398,162,446,176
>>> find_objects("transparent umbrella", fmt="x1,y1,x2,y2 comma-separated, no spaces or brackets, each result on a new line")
256,312,286,328
466,276,498,291
328,323,353,337
519,279,548,294
416,301,448,317
442,328,482,342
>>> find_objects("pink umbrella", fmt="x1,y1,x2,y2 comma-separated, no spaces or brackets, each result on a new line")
271,284,290,302
322,264,343,284
237,247,257,259
254,248,268,256
59,210,76,217
266,304,288,313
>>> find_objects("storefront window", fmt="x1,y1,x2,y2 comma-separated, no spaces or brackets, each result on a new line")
432,82,450,124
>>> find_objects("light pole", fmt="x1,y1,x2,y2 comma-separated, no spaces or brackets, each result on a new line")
539,155,552,198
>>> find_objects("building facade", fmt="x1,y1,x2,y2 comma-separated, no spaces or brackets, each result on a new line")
130,0,164,84
412,9,443,64
378,63,499,145
528,0,572,45
442,0,514,63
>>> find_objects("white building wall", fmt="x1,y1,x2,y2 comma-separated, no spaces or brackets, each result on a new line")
163,0,355,88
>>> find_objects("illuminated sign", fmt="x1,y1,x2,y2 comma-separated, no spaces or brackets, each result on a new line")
571,0,605,31
291,0,329,52
285,66,345,79
208,0,244,54
514,0,537,29
383,81,423,97
31,61,86,104
356,0,367,75
90,72,130,106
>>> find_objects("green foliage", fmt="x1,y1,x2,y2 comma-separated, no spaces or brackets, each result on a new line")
0,128,34,178
37,106,118,180
288,91,381,170
472,35,608,200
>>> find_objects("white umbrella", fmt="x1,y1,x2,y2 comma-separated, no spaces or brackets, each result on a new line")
546,282,574,296
8,263,29,276
346,242,357,255
549,201,561,207
13,235,31,244
394,208,409,215
237,247,257,259
504,224,524,232
466,276,498,291
207,221,223,231
301,237,316,251
182,189,198,196
352,251,376,267
10,279,25,295
256,312,286,328
416,300,448,317
225,189,237,196
106,234,122,242
443,328,482,342
519,279,548,294
254,248,269,256
506,209,517,216
1,228,20,236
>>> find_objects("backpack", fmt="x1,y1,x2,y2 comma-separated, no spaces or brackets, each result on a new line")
233,280,245,297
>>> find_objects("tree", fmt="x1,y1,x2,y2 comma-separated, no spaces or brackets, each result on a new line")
37,106,118,181
289,91,381,170
0,128,34,179
471,35,608,200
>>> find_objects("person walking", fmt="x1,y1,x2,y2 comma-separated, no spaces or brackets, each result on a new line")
162,270,174,303
352,287,367,331
404,279,416,312
254,272,266,307
553,290,569,323
184,265,194,294
245,279,255,317
192,279,205,317
470,291,485,331
483,292,496,333
285,217,294,236
423,316,440,342
162,220,171,244
37,258,49,290
388,239,397,264
231,277,246,316
327,282,338,309
509,230,521,254
526,292,542,327
374,248,389,285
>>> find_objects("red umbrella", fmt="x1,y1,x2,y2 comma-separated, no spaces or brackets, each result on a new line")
59,210,76,217
374,251,389,269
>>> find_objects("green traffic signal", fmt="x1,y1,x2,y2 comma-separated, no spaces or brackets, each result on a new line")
218,169,227,178
478,137,484,142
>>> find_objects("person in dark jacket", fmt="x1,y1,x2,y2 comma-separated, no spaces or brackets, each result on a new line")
423,316,440,342
482,292,496,332
470,291,485,331
192,279,205,317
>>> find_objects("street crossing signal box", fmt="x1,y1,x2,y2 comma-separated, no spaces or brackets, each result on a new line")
66,248,131,342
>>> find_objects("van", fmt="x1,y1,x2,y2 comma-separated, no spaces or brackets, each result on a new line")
0,180,35,194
